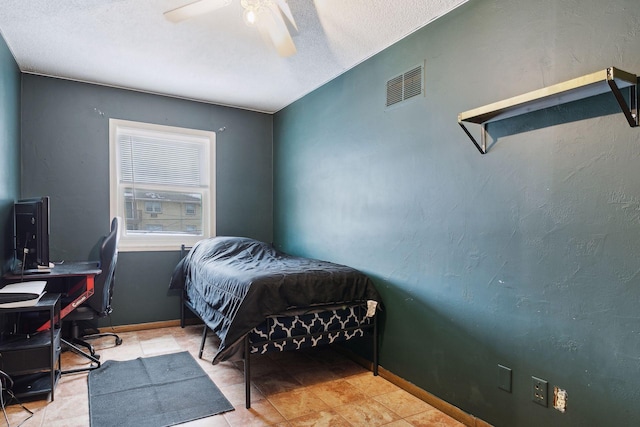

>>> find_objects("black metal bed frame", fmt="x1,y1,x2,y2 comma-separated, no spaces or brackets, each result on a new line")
178,245,379,409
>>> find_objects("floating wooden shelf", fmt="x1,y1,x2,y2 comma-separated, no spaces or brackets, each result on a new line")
458,67,639,154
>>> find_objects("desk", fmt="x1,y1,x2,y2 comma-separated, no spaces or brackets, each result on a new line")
4,262,101,332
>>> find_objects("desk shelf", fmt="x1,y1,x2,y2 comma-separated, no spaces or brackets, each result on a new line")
0,328,61,373
9,370,62,400
0,293,61,401
458,67,639,154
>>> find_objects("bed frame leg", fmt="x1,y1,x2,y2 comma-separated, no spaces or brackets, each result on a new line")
373,314,379,376
180,290,185,328
199,325,208,359
179,244,187,328
244,335,251,409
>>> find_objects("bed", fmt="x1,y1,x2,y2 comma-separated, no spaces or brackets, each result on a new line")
169,236,381,408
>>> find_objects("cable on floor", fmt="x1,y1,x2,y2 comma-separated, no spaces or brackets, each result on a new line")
0,370,34,427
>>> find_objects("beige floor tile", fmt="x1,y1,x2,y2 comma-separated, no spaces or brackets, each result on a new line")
201,361,245,388
288,365,339,387
374,389,439,418
139,335,181,355
267,388,330,420
251,354,289,374
92,342,141,362
174,325,206,347
1,402,45,427
288,409,351,426
382,420,415,427
224,399,287,426
135,327,176,340
326,357,368,378
180,413,231,426
333,399,401,427
306,379,368,407
41,388,88,422
60,348,96,369
252,369,303,396
404,407,466,427
219,381,266,407
300,347,345,364
271,352,321,373
54,374,88,399
345,371,399,396
44,414,91,427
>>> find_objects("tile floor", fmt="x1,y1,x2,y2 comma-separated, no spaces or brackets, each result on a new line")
2,325,464,426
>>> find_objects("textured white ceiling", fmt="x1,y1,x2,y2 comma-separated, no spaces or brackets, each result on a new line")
0,0,468,113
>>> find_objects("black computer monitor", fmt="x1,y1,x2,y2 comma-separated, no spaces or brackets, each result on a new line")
14,196,50,270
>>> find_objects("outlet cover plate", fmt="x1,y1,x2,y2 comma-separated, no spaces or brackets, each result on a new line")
498,365,512,392
532,376,548,407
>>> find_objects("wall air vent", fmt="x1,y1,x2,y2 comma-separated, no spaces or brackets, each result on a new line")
386,75,404,107
386,63,424,108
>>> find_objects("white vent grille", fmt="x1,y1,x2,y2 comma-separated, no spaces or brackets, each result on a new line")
403,66,423,100
386,75,404,107
386,63,424,108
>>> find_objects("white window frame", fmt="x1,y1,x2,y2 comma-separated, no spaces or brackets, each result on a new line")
109,119,216,251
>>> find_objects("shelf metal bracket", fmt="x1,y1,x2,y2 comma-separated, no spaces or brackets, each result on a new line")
607,75,639,128
458,121,487,154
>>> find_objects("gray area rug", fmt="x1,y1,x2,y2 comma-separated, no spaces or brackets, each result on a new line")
88,351,234,427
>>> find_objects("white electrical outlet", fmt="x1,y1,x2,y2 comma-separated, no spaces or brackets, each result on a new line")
553,387,567,413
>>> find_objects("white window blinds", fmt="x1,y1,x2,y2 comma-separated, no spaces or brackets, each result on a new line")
117,132,207,187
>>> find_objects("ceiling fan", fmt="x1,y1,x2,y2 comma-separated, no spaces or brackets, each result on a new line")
164,0,298,57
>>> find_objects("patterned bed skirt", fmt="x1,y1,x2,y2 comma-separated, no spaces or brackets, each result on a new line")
248,304,375,355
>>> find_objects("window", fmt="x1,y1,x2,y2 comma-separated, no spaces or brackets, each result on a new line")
109,119,216,251
145,201,162,213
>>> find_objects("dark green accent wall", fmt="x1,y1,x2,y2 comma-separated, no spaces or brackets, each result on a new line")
20,75,273,325
0,33,20,274
273,0,640,425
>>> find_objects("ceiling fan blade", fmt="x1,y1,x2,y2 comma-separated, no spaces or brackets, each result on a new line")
164,0,232,23
272,0,297,30
257,4,297,57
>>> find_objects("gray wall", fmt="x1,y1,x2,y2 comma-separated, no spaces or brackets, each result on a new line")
20,75,273,325
0,34,20,274
273,0,640,425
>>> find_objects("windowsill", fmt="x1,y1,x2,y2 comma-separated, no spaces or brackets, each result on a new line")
118,236,208,252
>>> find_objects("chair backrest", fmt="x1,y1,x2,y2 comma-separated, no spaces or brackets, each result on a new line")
87,217,121,316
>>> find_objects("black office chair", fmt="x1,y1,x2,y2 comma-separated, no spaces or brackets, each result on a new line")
65,217,123,358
